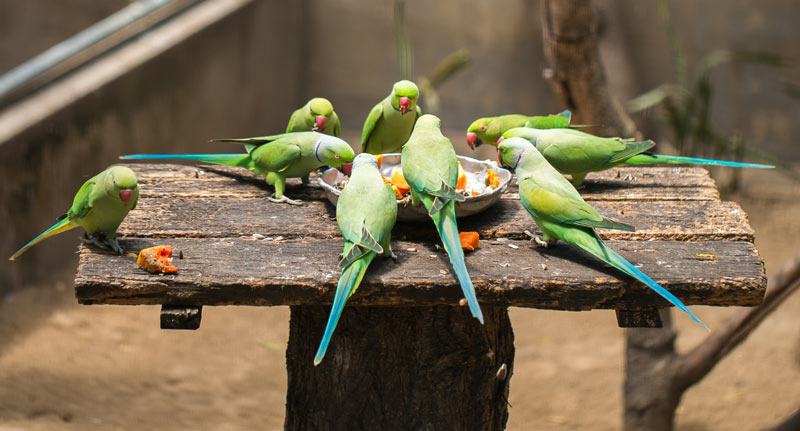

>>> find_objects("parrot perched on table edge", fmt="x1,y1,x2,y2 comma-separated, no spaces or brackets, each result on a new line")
401,114,484,324
9,165,139,260
496,137,708,329
314,153,398,365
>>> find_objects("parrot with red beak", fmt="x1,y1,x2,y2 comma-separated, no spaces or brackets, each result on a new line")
286,97,341,137
466,110,575,150
361,80,421,155
9,166,139,260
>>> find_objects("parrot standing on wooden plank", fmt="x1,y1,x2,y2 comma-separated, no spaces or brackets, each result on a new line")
401,114,484,323
286,97,341,136
466,110,576,149
501,127,774,187
9,166,139,260
496,137,707,328
121,132,354,205
314,153,398,365
361,80,422,155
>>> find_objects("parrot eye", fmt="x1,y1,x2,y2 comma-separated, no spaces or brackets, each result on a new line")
334,154,340,160
479,126,486,132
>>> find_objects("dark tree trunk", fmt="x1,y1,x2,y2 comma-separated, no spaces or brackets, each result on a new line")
541,0,638,138
285,305,514,431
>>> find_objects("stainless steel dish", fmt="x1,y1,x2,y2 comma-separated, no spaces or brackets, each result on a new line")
318,153,512,221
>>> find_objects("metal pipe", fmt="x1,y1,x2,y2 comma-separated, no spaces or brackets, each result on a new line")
0,0,175,101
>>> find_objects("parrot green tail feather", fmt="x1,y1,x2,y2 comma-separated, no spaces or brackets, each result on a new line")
120,153,254,169
430,201,484,324
9,217,79,260
314,251,375,366
624,153,774,169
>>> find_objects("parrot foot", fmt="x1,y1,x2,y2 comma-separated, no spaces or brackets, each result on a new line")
268,195,304,206
401,196,412,207
524,230,553,248
82,233,124,254
386,248,398,262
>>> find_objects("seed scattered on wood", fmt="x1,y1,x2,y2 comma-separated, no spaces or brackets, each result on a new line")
434,244,441,250
507,244,519,249
439,269,448,275
178,250,184,260
541,263,547,270
252,233,265,239
496,363,507,380
499,262,510,268
407,248,417,252
458,298,467,306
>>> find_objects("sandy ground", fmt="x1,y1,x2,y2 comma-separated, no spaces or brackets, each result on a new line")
0,168,798,431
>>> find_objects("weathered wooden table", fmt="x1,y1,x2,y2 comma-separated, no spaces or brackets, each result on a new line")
75,163,766,430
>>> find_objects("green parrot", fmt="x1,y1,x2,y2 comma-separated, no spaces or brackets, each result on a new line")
121,132,354,205
361,80,422,154
501,127,774,187
314,153,398,365
497,137,707,328
401,114,484,323
10,166,139,260
286,97,341,136
466,110,574,149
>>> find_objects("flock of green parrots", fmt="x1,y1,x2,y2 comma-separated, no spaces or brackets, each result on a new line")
10,79,774,365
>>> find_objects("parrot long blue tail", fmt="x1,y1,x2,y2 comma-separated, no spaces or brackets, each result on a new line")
10,218,79,260
120,153,252,168
625,153,774,169
587,238,708,329
313,253,375,366
431,203,485,324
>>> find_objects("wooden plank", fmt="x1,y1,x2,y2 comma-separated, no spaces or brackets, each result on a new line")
74,237,766,309
126,164,720,202
116,197,754,242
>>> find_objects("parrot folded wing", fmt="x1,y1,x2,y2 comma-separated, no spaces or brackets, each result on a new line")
521,179,634,232
361,103,384,149
249,142,301,173
340,225,384,268
606,140,656,164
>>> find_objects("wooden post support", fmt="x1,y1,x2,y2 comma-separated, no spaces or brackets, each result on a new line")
160,305,202,330
285,305,514,431
616,309,663,328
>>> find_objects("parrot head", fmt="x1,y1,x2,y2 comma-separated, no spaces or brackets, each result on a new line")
390,80,419,115
105,165,139,206
466,117,502,150
351,153,379,170
497,137,535,171
314,134,355,168
308,97,335,132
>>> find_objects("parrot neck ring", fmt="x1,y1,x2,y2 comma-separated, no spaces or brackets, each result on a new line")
512,148,531,170
314,139,323,163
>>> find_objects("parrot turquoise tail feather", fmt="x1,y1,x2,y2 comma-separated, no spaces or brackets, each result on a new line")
9,217,79,261
624,153,774,168
314,252,374,366
120,153,253,168
497,137,707,329
431,200,484,324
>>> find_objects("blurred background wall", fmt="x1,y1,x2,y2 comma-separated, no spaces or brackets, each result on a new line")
0,0,797,297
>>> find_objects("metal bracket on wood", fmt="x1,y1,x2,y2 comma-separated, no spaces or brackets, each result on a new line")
160,305,202,330
615,309,662,328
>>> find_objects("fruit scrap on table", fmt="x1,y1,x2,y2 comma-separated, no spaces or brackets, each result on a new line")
459,232,480,251
137,245,178,274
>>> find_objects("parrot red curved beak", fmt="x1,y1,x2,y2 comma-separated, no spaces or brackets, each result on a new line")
119,189,133,205
496,136,505,148
340,162,353,177
398,97,410,114
314,115,327,131
466,132,477,150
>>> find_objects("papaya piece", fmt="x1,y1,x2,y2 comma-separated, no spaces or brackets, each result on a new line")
390,168,411,195
137,245,178,274
456,162,467,191
459,232,480,251
486,168,500,189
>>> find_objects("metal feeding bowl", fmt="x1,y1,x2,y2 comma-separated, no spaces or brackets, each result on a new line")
318,153,512,221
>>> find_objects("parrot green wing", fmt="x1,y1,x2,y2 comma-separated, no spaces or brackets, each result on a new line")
210,133,291,146
67,177,97,219
331,111,341,137
286,108,305,133
249,141,302,173
339,225,384,268
361,102,385,151
415,104,422,120
537,130,650,174
520,175,633,231
606,140,655,164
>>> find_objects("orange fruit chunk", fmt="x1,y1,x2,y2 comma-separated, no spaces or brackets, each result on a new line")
456,162,467,190
375,154,383,169
486,169,500,189
390,168,410,195
459,232,480,251
137,245,178,274
391,184,405,200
